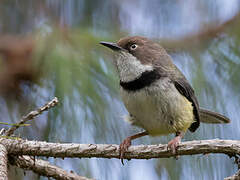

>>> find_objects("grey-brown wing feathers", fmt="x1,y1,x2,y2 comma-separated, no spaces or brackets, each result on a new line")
174,79,200,132
199,109,230,124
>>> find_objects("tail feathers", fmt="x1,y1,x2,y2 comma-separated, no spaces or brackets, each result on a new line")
199,109,230,124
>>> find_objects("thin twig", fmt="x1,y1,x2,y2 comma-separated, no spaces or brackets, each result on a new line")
5,97,59,136
3,97,93,180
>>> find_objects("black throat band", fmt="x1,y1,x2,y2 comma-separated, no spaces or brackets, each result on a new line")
120,69,161,91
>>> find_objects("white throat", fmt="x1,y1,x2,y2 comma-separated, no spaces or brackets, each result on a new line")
114,51,153,82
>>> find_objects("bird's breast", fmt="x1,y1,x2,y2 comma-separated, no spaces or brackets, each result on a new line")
120,77,194,135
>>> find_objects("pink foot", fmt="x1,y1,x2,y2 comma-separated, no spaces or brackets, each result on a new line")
119,137,131,165
167,136,181,154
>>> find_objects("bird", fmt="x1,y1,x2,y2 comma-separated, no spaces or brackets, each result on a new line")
100,36,230,164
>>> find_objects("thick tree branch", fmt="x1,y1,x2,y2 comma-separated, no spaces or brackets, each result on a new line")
9,155,93,180
0,138,239,159
0,144,8,180
3,138,238,179
5,97,59,136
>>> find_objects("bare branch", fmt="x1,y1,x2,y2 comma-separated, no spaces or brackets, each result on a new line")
3,97,87,180
0,144,8,180
9,155,93,180
2,96,238,179
5,97,59,136
0,138,239,159
3,97,93,180
2,138,238,179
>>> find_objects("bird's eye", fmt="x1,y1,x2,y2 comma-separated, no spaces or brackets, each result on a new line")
130,44,138,50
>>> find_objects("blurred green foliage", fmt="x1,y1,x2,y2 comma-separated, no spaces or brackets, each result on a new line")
0,1,240,180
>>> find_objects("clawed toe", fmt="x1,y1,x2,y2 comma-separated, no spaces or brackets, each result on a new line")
118,131,148,165
119,137,131,165
167,136,181,154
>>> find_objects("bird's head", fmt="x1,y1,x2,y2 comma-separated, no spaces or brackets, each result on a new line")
100,36,169,82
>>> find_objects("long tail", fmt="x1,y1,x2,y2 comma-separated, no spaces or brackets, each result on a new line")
199,109,230,124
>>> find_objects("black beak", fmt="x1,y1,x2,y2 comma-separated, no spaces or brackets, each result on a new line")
100,41,123,51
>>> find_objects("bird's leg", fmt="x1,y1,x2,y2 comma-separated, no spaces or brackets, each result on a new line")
167,131,184,154
119,131,148,165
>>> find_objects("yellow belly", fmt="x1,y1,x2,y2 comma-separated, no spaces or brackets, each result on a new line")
121,78,195,136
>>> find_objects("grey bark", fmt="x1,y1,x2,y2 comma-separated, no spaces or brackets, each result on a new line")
1,138,239,159
0,144,8,180
9,155,93,180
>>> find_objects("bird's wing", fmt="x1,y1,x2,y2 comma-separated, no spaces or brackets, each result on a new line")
152,53,200,132
173,78,200,132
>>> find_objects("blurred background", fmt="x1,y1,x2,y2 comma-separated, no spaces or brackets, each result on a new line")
0,0,239,179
